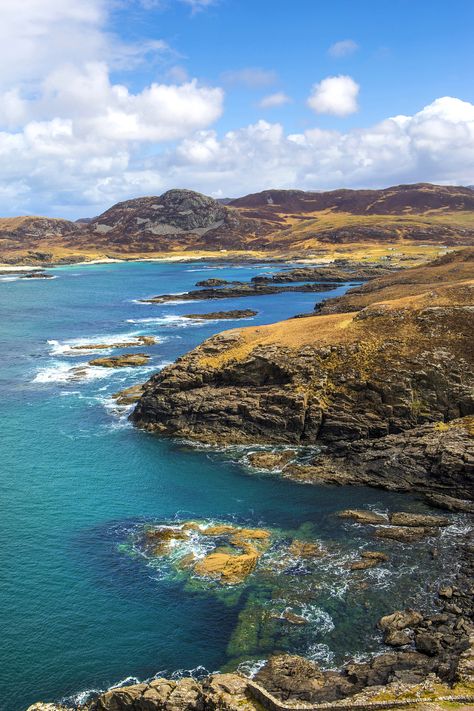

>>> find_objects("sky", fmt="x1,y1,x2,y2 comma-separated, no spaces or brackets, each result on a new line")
1,0,474,218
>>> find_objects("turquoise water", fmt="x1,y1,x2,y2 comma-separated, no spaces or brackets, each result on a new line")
0,262,467,710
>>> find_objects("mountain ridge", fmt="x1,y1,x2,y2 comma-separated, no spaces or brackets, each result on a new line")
2,183,474,265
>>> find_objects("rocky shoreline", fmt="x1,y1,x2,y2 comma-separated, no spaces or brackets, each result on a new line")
28,538,474,710
28,250,474,710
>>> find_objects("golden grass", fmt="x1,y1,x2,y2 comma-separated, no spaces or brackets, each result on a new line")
199,313,358,368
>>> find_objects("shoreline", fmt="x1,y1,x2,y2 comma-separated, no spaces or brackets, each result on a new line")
21,251,474,710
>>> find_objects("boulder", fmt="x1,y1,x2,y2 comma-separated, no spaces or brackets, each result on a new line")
379,610,424,632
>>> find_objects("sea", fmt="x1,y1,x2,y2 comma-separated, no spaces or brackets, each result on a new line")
0,261,469,710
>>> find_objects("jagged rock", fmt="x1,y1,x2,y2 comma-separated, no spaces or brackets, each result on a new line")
384,630,413,646
246,450,296,470
424,493,474,513
288,540,325,558
195,278,233,287
72,336,155,351
141,282,338,304
350,558,381,571
389,512,450,527
338,509,387,525
183,310,257,320
374,526,432,542
90,353,150,367
379,610,424,633
361,551,389,561
112,383,145,405
415,632,442,656
281,609,308,625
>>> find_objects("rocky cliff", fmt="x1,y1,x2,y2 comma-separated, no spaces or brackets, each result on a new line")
132,248,474,500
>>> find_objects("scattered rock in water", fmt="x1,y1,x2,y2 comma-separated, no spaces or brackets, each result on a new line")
350,558,381,571
194,548,259,584
72,335,156,351
20,272,54,279
338,509,387,525
361,551,389,561
247,450,297,470
424,492,474,513
281,609,308,625
288,539,325,558
183,309,257,320
138,521,272,585
389,512,450,527
89,353,150,367
195,278,234,287
112,383,145,405
374,526,433,543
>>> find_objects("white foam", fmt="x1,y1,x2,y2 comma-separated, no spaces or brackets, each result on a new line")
306,642,335,668
126,314,210,328
33,360,159,385
237,659,267,678
47,332,156,356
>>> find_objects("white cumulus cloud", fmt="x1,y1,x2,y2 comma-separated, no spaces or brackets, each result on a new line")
308,75,360,116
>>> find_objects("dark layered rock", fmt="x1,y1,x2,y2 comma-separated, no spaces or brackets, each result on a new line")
141,282,339,303
183,309,257,320
289,417,474,500
251,263,397,284
90,353,150,367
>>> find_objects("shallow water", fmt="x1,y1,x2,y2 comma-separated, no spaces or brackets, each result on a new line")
0,261,467,710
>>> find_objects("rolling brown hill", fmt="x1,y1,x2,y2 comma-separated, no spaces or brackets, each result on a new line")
1,184,474,265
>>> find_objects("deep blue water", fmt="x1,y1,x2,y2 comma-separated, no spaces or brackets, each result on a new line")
0,262,467,711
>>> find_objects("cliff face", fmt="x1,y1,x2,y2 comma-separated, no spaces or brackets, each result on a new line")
132,249,474,498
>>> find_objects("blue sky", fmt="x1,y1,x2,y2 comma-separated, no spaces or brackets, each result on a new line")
110,0,474,131
0,0,473,217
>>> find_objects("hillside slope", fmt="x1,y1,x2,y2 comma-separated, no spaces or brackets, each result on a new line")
2,184,474,265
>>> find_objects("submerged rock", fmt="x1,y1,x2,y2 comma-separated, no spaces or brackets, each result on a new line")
137,521,272,585
89,353,150,367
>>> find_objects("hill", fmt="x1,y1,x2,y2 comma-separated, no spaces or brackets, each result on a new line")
1,184,474,265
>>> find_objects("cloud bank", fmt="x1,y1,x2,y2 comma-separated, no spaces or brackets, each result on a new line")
0,1,473,217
